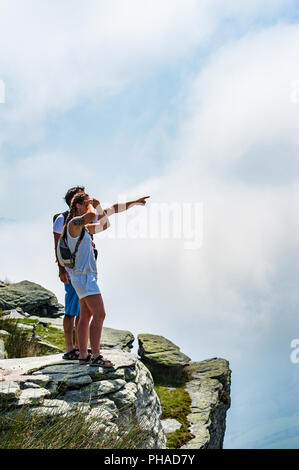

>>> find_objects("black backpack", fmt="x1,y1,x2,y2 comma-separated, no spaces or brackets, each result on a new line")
53,210,98,261
53,210,69,225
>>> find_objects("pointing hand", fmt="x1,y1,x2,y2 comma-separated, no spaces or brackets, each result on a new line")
135,196,150,206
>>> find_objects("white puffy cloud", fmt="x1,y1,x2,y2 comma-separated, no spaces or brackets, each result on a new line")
0,0,295,145
99,22,299,357
0,4,298,363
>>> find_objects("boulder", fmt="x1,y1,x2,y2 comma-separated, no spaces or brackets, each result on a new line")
0,281,61,317
138,334,191,369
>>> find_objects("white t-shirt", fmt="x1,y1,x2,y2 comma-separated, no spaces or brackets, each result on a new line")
53,214,71,274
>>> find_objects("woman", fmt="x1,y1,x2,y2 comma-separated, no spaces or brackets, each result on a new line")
61,191,149,366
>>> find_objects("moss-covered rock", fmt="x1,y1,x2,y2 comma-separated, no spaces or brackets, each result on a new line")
138,334,191,369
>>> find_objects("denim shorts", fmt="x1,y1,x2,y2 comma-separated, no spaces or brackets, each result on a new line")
64,280,80,317
70,272,101,300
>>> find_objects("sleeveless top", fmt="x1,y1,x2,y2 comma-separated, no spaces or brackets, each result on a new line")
66,222,97,274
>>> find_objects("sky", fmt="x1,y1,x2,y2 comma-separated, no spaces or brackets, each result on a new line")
0,0,299,448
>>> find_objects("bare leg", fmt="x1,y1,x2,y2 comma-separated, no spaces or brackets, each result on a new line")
63,315,75,352
74,314,80,349
77,298,92,359
83,294,106,357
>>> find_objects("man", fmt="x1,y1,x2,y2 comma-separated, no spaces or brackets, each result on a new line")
53,186,85,359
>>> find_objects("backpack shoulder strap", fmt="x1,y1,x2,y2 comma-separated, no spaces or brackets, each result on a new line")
72,227,86,258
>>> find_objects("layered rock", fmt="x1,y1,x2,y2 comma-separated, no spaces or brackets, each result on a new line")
0,281,63,317
0,350,166,449
181,358,231,449
0,279,232,449
138,334,231,449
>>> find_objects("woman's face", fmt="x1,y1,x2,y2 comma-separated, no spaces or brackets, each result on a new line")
76,195,92,215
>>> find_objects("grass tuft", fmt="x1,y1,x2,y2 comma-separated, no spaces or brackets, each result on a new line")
0,402,152,449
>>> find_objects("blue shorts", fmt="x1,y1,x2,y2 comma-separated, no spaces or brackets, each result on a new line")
64,280,80,317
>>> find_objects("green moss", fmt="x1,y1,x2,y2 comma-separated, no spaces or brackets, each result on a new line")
155,385,194,449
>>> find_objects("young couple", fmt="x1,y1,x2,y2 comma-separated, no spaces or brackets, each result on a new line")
53,186,149,366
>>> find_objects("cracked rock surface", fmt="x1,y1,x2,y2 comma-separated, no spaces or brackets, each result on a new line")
0,349,166,449
181,358,231,449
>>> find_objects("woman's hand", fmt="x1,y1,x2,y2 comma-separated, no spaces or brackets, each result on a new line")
134,196,150,206
92,198,100,209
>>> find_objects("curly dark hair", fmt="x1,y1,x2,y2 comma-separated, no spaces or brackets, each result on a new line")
64,186,85,207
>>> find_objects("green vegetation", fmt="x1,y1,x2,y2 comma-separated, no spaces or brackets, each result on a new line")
18,317,66,350
155,385,194,449
0,403,151,449
0,317,38,358
152,366,195,449
0,315,65,358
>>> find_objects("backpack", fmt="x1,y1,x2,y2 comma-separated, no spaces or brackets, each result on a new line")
57,227,86,269
53,210,69,225
53,210,98,262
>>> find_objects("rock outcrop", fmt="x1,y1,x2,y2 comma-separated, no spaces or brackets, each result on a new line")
0,280,232,449
0,281,63,317
0,350,166,449
138,334,191,369
181,358,231,449
138,334,231,449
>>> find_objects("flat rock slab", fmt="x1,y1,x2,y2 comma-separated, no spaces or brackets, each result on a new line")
0,354,66,374
138,334,191,368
